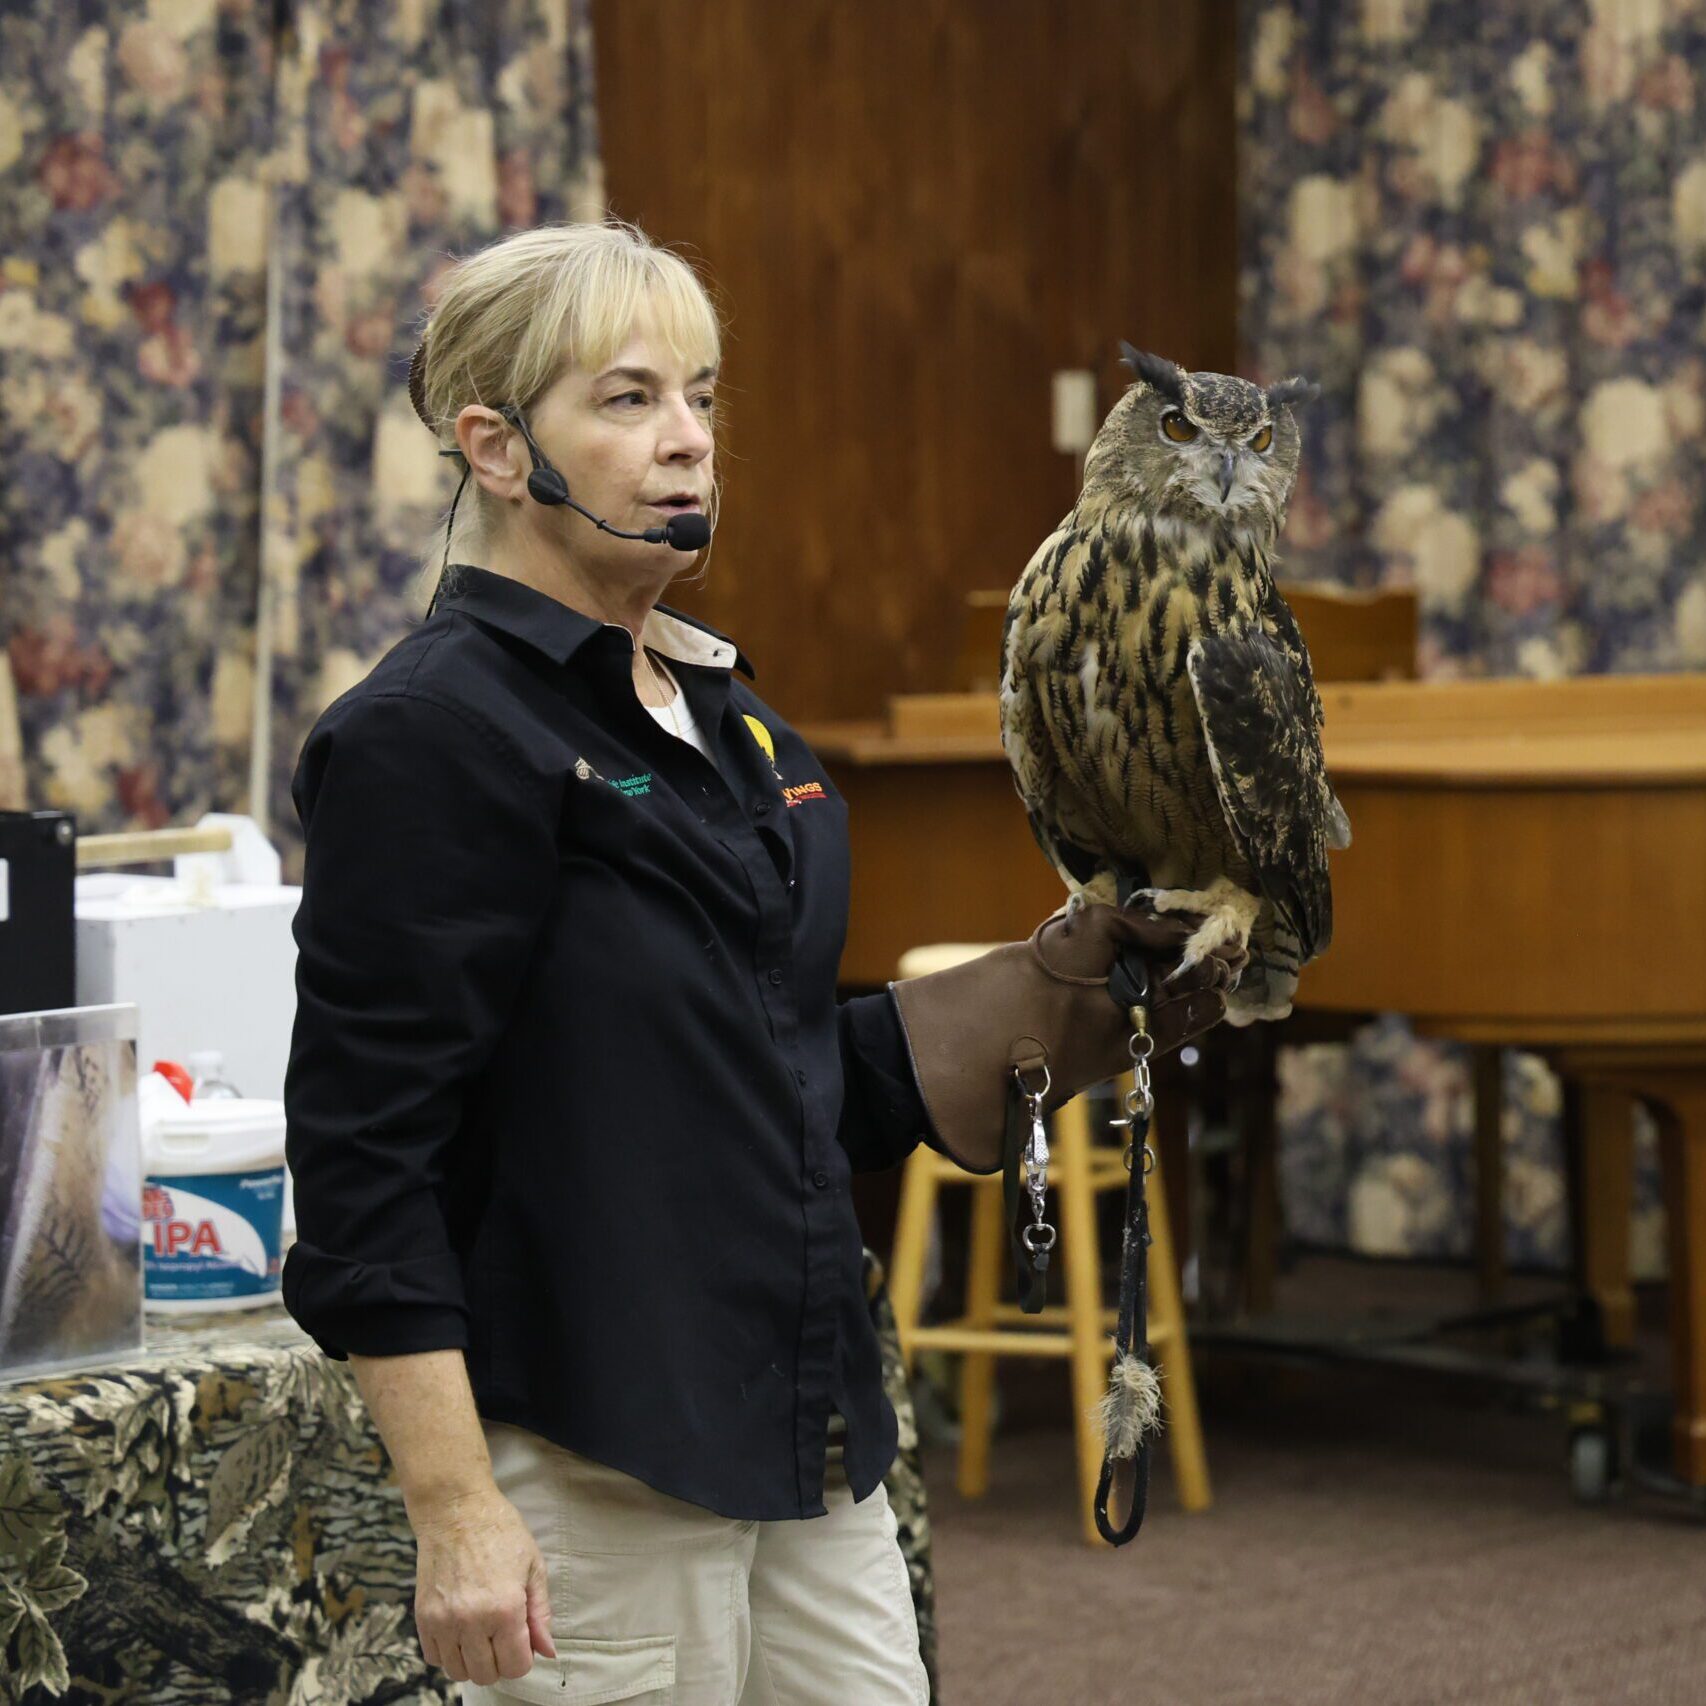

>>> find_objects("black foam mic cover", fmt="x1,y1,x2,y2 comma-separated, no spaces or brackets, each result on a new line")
527,468,569,505
664,512,712,551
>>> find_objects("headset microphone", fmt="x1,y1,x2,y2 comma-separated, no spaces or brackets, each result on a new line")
502,405,711,551
422,398,710,621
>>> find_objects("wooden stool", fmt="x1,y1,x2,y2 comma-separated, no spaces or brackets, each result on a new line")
887,943,1212,1545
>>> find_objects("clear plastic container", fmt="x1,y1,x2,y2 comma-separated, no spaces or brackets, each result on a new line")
186,1049,242,1100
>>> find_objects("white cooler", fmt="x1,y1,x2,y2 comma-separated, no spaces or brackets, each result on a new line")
76,870,301,1235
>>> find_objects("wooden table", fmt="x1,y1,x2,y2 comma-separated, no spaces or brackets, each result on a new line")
804,672,1706,1482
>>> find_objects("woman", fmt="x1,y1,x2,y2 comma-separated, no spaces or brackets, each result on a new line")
282,221,1234,1703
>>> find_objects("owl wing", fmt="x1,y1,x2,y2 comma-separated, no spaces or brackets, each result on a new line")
1186,628,1335,960
998,536,1104,890
1257,575,1351,850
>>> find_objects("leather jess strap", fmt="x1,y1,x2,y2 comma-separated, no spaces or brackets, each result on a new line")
998,961,1158,1545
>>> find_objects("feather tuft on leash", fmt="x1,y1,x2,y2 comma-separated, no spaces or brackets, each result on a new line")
1093,1351,1163,1459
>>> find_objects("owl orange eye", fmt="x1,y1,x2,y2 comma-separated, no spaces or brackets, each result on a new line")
1250,423,1273,452
1161,411,1198,444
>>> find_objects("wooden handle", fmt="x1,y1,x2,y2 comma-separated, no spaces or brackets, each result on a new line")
76,826,234,870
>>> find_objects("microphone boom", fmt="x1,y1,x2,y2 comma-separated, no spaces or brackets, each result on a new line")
577,500,710,551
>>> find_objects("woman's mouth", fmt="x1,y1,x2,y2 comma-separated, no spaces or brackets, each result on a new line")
648,495,703,513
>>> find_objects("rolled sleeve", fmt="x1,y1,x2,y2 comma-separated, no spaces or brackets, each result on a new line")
833,989,932,1173
282,689,557,1360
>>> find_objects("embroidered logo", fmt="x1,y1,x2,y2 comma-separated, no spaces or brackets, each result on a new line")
742,712,827,807
743,715,775,762
572,755,651,797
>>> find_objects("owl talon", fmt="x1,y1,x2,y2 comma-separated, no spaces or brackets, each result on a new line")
1123,887,1175,920
1125,878,1261,983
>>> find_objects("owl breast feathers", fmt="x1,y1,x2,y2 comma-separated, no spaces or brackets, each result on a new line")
999,344,1350,1024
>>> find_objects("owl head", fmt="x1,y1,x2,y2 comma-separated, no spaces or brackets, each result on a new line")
1084,343,1317,536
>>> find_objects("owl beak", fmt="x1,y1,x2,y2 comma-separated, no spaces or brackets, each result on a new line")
1217,449,1237,503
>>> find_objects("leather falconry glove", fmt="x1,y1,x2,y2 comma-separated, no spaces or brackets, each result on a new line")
890,902,1244,1175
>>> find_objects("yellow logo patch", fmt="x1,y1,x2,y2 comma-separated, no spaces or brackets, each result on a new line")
743,715,775,762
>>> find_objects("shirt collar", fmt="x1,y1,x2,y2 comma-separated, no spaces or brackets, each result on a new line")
438,564,754,677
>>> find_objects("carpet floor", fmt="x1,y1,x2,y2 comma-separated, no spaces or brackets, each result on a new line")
921,1264,1706,1706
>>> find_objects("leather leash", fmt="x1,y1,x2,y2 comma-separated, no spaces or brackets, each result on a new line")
1095,950,1157,1545
999,953,1158,1546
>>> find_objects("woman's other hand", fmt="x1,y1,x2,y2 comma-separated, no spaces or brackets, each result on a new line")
411,1483,558,1688
342,1351,553,1687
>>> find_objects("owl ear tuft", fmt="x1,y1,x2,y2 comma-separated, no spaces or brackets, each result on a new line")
1118,342,1185,402
1265,376,1321,411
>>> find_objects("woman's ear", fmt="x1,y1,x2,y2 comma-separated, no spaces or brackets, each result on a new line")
458,405,524,500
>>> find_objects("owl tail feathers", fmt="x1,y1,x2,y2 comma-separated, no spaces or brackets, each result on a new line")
1224,956,1298,1026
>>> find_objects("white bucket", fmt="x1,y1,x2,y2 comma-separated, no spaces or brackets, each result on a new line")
141,1095,286,1313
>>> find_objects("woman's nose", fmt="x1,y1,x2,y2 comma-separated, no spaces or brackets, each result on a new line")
659,396,712,460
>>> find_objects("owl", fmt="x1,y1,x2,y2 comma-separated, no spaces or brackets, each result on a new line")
999,344,1350,1023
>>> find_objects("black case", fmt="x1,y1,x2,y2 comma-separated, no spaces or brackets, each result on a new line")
0,811,76,1016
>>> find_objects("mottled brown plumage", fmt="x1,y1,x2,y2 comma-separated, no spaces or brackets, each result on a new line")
999,345,1349,1022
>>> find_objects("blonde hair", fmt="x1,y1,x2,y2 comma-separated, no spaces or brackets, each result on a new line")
409,219,724,596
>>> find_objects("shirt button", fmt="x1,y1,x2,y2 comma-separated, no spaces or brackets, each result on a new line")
768,968,784,985
795,1068,807,1085
812,1170,829,1189
753,799,772,816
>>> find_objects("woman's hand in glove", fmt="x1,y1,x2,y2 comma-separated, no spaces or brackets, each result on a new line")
889,901,1245,1174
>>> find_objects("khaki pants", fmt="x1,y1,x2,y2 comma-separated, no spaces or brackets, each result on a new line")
461,1419,930,1706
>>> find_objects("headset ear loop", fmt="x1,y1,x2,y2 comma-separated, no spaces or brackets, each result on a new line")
499,404,569,505
499,404,544,468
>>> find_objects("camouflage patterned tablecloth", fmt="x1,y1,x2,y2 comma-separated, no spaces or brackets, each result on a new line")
0,1253,937,1705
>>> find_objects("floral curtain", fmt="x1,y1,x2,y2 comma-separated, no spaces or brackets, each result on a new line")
0,0,601,873
1239,0,1704,1270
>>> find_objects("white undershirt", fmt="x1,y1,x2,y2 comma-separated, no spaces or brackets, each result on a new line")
641,656,716,765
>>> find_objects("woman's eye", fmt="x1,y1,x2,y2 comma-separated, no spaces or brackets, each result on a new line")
1250,423,1273,452
1162,412,1198,443
609,391,647,407
692,393,716,413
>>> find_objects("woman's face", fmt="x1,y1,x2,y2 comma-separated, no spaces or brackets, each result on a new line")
518,311,717,576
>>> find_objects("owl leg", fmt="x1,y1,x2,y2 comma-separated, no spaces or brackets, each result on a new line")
1127,875,1261,982
1063,870,1121,914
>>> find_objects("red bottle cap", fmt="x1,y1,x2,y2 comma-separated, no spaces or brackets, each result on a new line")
151,1060,195,1104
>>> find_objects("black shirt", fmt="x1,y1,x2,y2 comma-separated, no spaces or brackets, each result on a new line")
281,565,933,1521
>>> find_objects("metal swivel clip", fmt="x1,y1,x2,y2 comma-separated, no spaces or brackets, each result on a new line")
1110,1003,1157,1177
1017,1064,1057,1273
